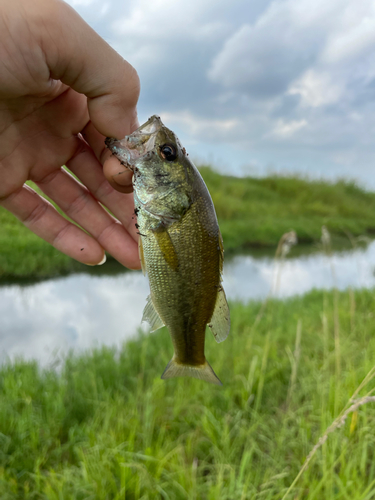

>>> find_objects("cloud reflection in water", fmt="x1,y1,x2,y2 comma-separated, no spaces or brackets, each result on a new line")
1,242,375,365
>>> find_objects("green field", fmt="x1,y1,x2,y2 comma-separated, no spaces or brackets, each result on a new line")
1,170,375,279
1,288,375,499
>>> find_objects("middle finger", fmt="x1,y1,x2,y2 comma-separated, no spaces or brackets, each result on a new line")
35,145,140,269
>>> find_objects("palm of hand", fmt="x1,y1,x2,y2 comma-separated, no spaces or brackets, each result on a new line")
0,0,141,269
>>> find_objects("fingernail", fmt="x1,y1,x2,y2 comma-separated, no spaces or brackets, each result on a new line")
97,253,107,265
84,253,106,266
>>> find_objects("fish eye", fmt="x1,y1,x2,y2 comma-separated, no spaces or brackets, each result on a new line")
160,144,177,161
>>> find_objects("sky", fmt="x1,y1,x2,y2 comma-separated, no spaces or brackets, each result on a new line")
66,0,375,187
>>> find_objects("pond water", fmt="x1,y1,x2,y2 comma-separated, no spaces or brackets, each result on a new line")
1,241,375,365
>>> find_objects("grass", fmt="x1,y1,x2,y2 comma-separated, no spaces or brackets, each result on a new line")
0,207,84,280
2,170,375,278
200,168,375,252
0,181,86,280
1,288,375,498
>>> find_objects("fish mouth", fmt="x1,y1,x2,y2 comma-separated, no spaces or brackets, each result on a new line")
105,115,163,171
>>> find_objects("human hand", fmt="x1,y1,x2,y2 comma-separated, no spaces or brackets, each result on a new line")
0,0,141,269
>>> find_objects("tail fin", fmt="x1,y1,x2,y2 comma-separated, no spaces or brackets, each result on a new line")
161,358,222,385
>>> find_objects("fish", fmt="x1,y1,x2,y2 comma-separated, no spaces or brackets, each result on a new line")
105,115,230,385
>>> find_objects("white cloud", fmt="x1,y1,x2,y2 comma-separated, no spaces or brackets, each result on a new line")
208,0,375,106
110,40,164,69
64,0,375,185
271,119,308,137
160,110,239,140
113,1,225,42
288,70,344,107
321,2,375,64
208,24,253,88
208,0,335,96
109,0,231,70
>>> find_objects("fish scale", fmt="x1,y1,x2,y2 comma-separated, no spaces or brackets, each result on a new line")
140,200,220,367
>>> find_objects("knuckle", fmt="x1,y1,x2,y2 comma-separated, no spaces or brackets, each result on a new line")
128,67,141,101
52,221,71,246
67,190,92,216
115,62,141,107
35,169,60,185
95,178,115,200
72,139,89,158
23,200,50,227
96,220,121,245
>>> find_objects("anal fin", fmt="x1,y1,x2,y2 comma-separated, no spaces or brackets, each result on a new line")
142,295,164,332
208,286,230,343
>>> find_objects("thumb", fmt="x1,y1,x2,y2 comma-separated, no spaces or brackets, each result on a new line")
41,0,140,139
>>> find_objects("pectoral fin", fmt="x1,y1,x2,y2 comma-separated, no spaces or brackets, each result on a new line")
208,286,230,343
142,295,165,332
153,228,179,271
139,237,146,276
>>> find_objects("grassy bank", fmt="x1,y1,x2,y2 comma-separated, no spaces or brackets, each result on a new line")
2,170,375,278
200,168,375,252
1,288,375,498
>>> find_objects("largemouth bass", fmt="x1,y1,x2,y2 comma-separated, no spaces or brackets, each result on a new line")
105,115,230,385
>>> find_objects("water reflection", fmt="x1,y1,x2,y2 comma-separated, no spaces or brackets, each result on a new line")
0,272,149,365
1,242,375,365
224,242,375,300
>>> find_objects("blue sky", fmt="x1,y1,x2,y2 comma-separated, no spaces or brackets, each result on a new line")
67,0,375,187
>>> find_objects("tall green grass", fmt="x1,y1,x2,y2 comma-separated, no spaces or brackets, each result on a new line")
2,171,375,278
1,288,375,499
200,168,375,252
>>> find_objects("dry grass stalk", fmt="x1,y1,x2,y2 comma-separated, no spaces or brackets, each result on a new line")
252,231,298,329
273,231,298,294
344,229,372,249
275,231,298,260
321,225,337,287
321,225,331,255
